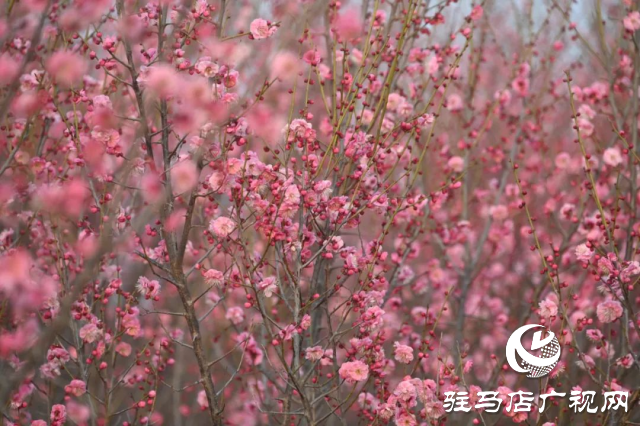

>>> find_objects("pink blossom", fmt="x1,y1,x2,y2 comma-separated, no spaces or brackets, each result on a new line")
303,50,321,66
575,244,592,262
603,147,623,167
300,314,311,330
225,307,244,325
46,51,88,88
393,380,417,403
197,390,209,408
377,403,394,421
195,57,220,77
448,156,464,172
250,19,277,39
577,117,594,137
512,76,530,96
66,401,90,424
396,412,418,426
140,64,179,98
427,55,439,75
64,380,87,397
115,342,132,357
136,276,161,299
1,2,639,423
0,54,19,86
285,119,314,142
470,5,483,20
538,298,558,319
586,329,603,342
446,94,463,111
91,127,120,148
258,276,277,297
79,323,103,344
555,152,572,169
394,342,414,364
204,269,224,286
271,52,301,82
278,324,298,341
489,205,508,221
50,404,66,425
209,217,236,238
339,360,369,383
624,11,640,32
305,346,324,362
171,160,199,194
596,300,623,323
334,9,362,41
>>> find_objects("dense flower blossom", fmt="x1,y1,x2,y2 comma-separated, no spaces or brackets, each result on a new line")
0,1,638,424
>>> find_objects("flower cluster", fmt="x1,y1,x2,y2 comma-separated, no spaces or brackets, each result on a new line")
0,0,638,425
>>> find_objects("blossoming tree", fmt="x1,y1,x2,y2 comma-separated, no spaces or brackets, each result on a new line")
0,0,639,425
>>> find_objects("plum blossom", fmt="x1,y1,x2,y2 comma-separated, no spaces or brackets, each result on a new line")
197,390,209,409
64,380,87,397
271,51,301,82
393,342,414,364
140,64,178,98
597,300,624,323
258,276,277,297
624,11,640,32
195,57,220,77
209,217,236,238
136,276,161,299
448,156,464,172
305,346,324,362
250,19,277,39
204,269,224,286
575,243,592,262
46,51,88,87
334,9,362,41
171,160,199,194
50,404,66,426
1,1,639,424
79,323,103,344
226,307,245,325
284,119,315,142
339,360,369,383
603,147,623,167
539,298,558,319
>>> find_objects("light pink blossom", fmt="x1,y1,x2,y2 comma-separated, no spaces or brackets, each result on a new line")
250,19,277,39
339,360,369,383
209,217,236,238
597,300,623,323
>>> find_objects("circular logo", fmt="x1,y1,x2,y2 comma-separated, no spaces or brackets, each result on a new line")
506,324,561,378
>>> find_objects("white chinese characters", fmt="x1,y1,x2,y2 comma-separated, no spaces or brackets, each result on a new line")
443,390,628,414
